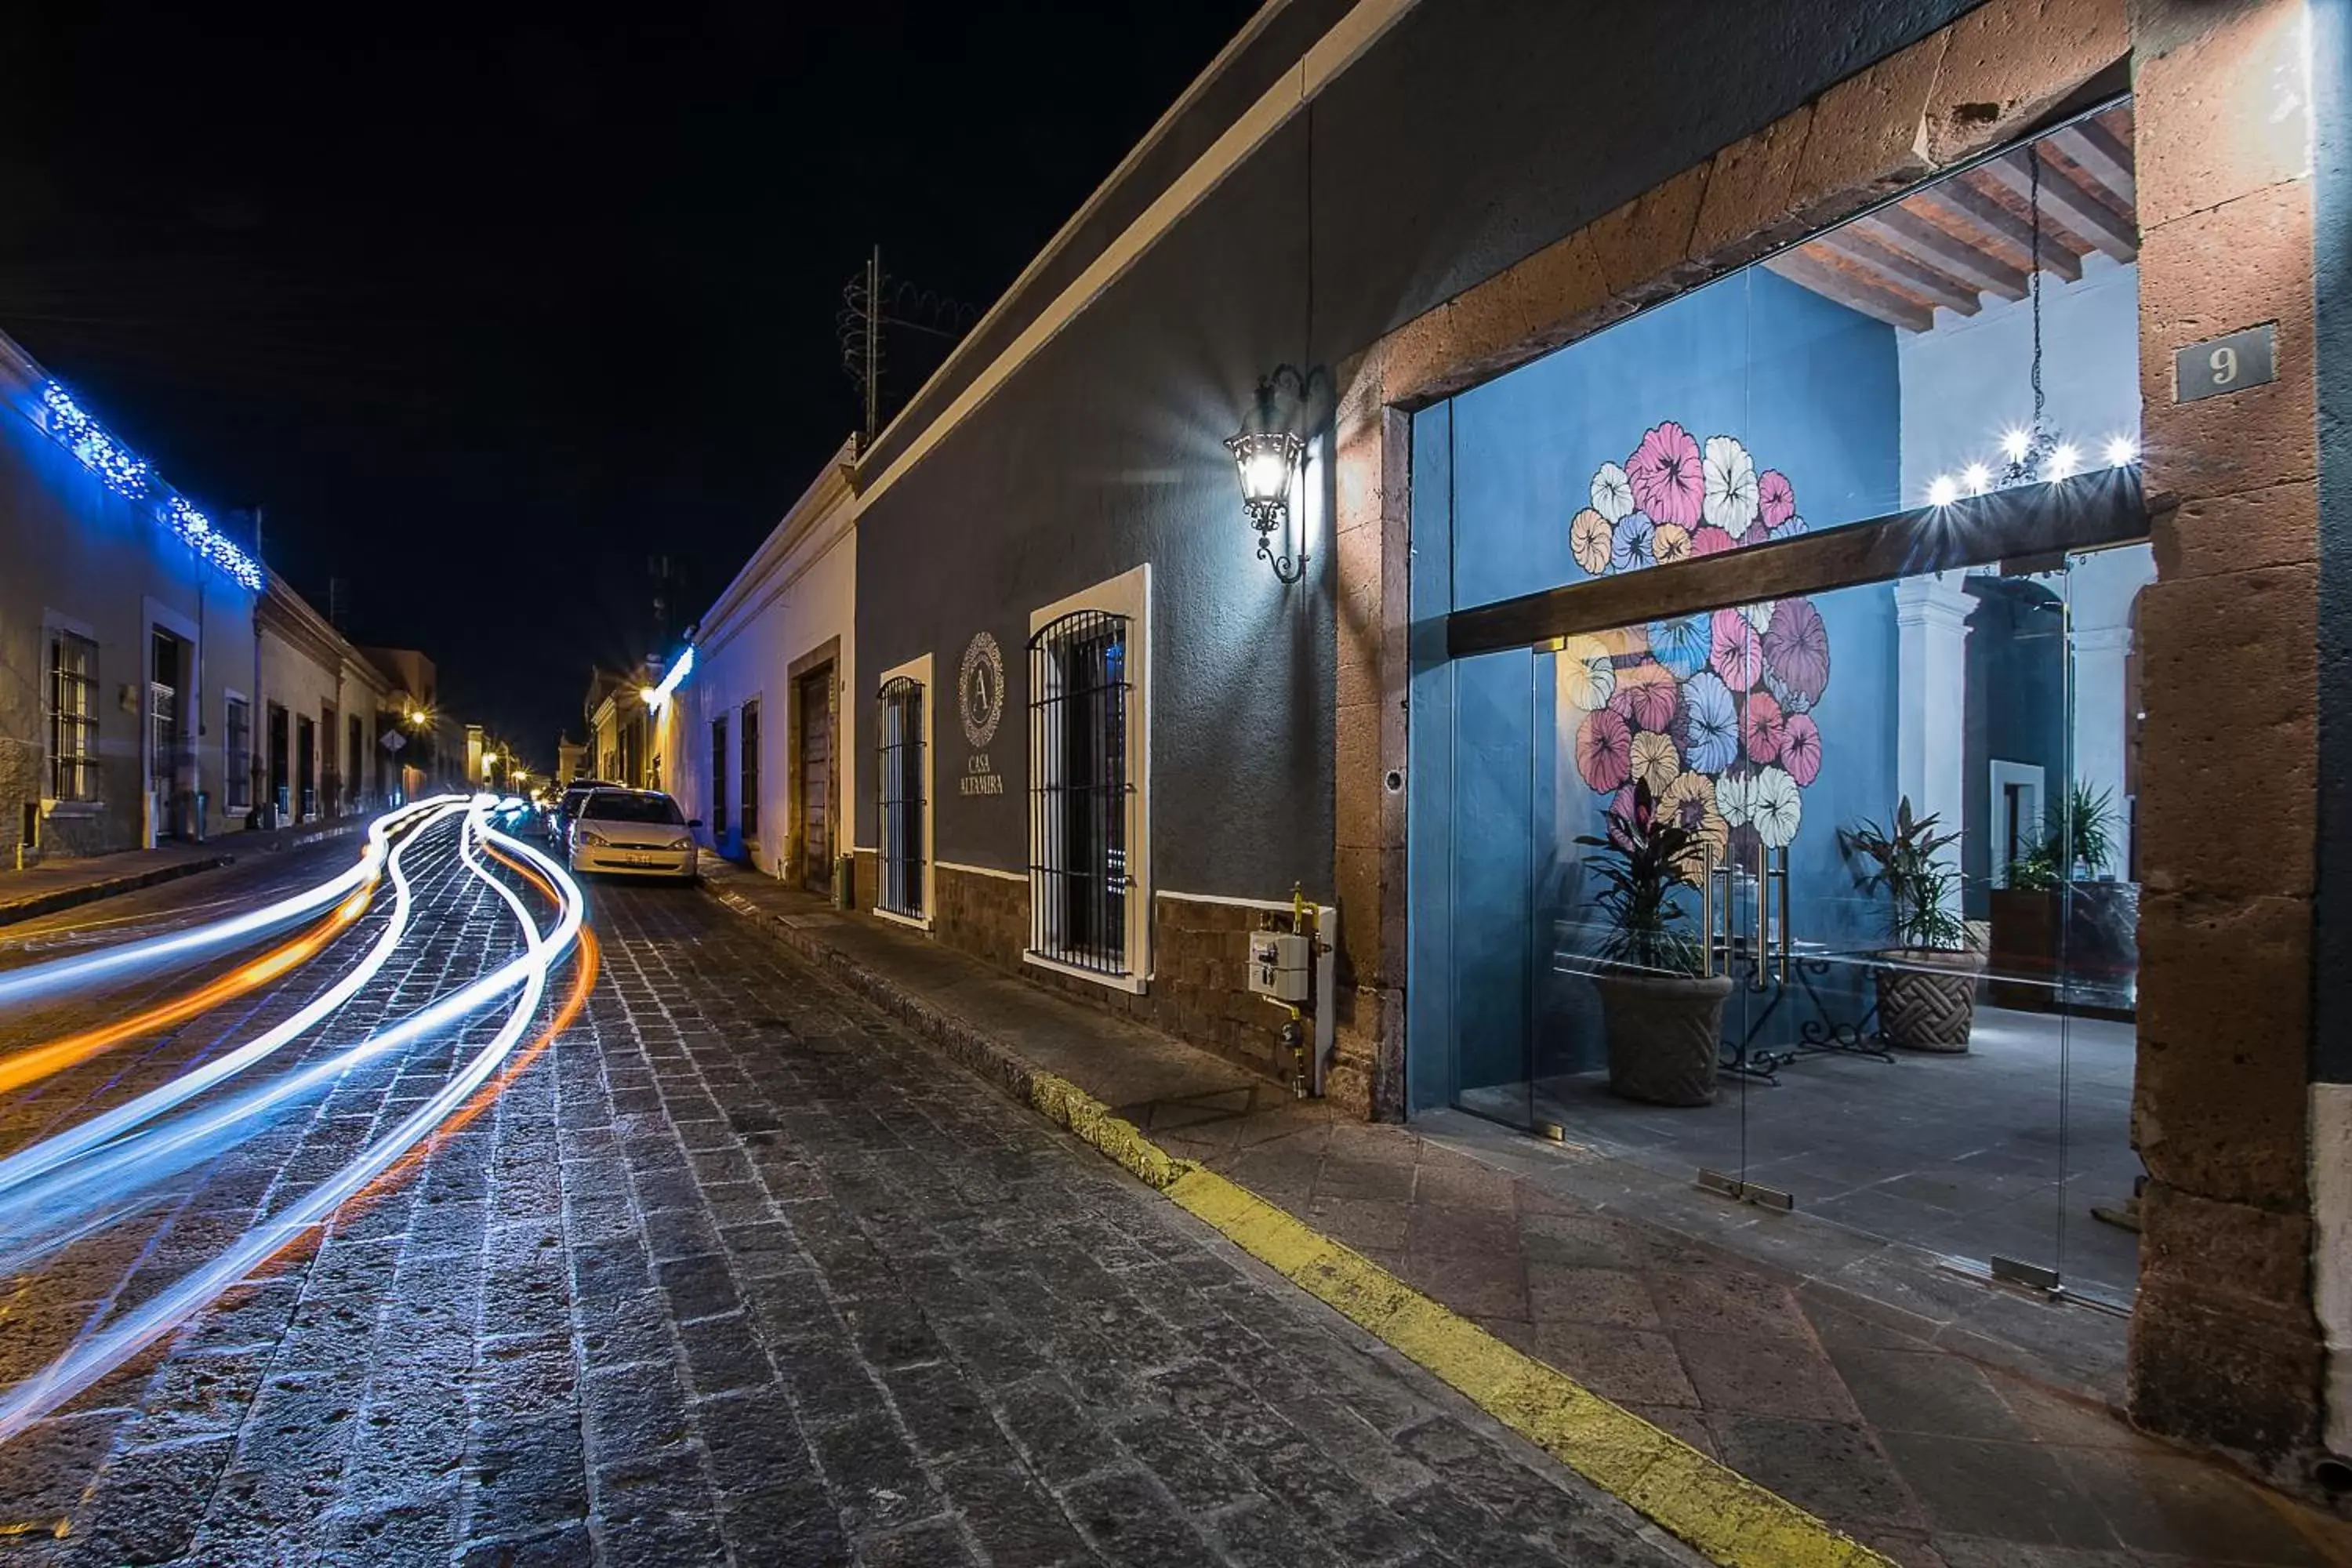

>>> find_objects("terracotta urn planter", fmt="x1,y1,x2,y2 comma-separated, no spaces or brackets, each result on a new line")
1874,949,1983,1053
1593,971,1734,1105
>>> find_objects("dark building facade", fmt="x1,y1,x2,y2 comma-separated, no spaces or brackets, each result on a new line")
808,0,2345,1492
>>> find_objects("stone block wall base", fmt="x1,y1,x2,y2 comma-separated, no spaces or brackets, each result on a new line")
2129,1256,2328,1497
927,866,1327,1099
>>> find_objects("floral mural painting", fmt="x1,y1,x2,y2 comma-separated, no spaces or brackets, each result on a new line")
1566,423,1833,873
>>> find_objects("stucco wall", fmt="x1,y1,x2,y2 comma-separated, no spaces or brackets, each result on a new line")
851,0,1983,911
677,521,855,880
0,383,260,853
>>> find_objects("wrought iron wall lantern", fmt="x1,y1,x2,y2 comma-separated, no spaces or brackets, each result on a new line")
1225,365,1320,585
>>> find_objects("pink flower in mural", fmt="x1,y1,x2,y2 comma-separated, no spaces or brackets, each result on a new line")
1609,665,1679,734
1591,462,1636,523
1568,430,1833,855
1744,689,1787,764
1701,435,1759,532
1709,608,1765,691
1570,508,1613,576
1628,421,1704,528
1760,596,1830,710
1576,706,1632,793
1778,712,1823,786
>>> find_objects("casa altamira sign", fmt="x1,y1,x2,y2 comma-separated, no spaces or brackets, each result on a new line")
958,632,1007,797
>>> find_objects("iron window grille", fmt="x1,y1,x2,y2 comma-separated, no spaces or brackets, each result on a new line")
225,697,252,811
740,700,761,842
877,677,925,918
710,717,728,837
1028,609,1131,975
47,630,99,802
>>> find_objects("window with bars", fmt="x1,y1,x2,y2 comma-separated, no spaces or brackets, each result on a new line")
739,700,760,842
225,696,252,811
47,630,100,801
877,677,925,918
1028,609,1131,974
710,716,728,837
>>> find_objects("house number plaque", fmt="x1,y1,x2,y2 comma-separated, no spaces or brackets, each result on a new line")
2175,323,2275,403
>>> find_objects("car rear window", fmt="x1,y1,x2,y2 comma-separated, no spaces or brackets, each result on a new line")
583,792,684,826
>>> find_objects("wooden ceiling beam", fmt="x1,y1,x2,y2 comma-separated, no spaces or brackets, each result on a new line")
1977,151,2138,263
2051,120,2135,205
1763,250,1933,331
1811,230,1982,314
1857,208,2029,299
1911,179,2084,281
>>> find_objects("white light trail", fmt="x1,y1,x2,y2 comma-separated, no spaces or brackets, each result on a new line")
0,797,456,1014
0,800,466,1202
0,803,587,1443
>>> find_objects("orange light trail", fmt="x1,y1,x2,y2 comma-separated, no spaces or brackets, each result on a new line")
0,883,376,1098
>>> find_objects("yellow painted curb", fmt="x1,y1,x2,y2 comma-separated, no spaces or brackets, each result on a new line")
1013,1068,1892,1568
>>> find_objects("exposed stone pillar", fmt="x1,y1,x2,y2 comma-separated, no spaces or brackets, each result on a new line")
1894,572,1973,850
1329,350,1410,1120
2129,0,2328,1486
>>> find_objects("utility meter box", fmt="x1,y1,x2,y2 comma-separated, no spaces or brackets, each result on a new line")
1247,930,1313,1004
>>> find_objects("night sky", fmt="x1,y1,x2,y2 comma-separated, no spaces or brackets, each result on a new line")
2,3,1260,769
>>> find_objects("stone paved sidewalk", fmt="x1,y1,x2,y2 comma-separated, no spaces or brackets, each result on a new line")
700,861,2352,1568
0,816,368,930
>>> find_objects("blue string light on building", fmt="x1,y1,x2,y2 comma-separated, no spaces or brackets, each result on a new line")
38,380,265,591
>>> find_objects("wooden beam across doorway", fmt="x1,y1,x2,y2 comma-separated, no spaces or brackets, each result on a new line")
1444,469,2150,659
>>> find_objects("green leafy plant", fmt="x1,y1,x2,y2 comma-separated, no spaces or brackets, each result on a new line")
1575,779,1707,976
2003,779,2120,889
1840,797,1969,953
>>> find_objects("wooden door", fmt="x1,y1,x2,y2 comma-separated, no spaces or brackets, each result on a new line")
797,666,833,891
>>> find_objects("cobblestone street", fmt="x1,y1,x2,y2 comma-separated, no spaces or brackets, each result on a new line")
0,850,1699,1566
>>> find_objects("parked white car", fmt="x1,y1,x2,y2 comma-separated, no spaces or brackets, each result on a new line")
566,788,699,882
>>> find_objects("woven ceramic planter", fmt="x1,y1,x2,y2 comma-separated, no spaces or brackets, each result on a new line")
1874,949,1982,1053
1592,971,1733,1106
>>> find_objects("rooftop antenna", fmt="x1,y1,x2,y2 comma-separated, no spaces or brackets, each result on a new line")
839,246,976,449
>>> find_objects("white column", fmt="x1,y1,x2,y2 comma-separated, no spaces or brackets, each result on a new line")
2070,623,2134,879
1894,572,1974,843
2066,546,2155,880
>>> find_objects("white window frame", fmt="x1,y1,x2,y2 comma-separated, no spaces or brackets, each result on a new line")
873,653,935,931
1024,564,1151,993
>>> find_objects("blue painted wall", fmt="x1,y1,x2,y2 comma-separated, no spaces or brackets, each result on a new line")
1450,268,1906,612
1416,270,1906,1106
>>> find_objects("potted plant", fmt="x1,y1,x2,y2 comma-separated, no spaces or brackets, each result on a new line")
1576,780,1733,1106
1988,781,2125,1011
1841,797,1981,1053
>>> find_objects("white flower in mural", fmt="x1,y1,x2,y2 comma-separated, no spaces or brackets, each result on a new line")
1555,635,1616,713
1750,765,1804,849
1591,462,1635,523
1715,769,1755,829
1740,600,1776,633
1701,435,1759,533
